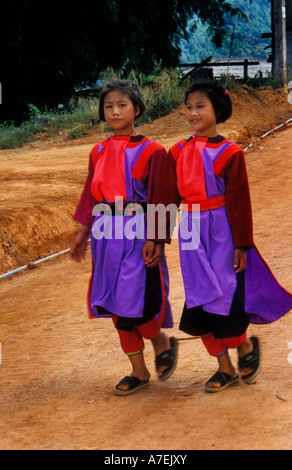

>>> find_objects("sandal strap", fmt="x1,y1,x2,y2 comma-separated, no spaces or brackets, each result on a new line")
155,349,173,369
207,371,232,387
238,337,260,370
116,376,141,388
238,352,258,369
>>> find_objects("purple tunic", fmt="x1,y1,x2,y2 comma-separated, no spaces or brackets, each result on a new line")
157,135,292,329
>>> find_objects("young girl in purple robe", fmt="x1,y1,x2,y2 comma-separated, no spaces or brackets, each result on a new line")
152,80,292,392
70,80,178,396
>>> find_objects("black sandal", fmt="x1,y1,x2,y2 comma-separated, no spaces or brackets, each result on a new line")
238,336,261,383
205,371,240,393
115,376,150,396
155,337,178,382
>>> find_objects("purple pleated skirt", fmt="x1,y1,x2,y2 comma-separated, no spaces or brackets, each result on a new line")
179,207,292,325
87,213,173,328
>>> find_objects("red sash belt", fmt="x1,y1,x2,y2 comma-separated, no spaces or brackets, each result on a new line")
182,195,226,212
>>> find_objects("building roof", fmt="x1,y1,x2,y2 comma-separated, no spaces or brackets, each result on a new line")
210,58,272,79
182,58,272,79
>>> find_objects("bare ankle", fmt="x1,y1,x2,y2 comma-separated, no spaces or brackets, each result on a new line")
237,338,253,357
151,332,170,356
217,350,235,376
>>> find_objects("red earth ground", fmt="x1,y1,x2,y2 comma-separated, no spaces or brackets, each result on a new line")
0,86,292,450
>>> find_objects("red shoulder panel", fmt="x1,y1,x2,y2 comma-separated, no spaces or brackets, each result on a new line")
132,142,164,180
91,140,108,168
213,143,243,175
169,140,188,162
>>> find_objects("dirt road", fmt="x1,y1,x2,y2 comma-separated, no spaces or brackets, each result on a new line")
0,86,292,450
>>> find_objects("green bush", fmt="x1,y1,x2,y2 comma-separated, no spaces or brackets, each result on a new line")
0,68,185,150
0,121,36,149
140,69,184,124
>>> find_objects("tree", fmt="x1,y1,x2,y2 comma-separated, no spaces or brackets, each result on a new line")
0,0,246,123
180,0,271,63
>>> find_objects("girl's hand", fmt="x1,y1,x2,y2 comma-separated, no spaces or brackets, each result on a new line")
69,225,90,263
142,241,165,268
234,248,247,273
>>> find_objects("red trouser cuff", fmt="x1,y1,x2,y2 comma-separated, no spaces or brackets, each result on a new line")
201,332,247,357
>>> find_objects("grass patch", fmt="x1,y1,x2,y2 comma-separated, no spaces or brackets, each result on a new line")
0,121,37,149
0,68,185,150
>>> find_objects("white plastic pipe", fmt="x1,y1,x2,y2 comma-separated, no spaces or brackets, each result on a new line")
243,117,292,151
0,248,70,280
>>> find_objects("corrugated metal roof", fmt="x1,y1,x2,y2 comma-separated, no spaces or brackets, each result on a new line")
210,59,272,79
183,59,272,79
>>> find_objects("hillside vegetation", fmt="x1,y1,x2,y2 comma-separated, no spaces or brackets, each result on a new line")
180,0,271,62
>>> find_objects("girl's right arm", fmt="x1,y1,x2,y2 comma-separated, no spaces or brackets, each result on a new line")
73,154,97,228
70,153,97,262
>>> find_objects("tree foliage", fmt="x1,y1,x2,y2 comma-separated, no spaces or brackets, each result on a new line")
180,0,271,64
1,0,246,123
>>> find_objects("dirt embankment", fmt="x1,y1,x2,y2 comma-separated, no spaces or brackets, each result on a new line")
0,86,291,275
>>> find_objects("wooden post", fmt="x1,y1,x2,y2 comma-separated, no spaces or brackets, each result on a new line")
272,0,288,85
244,59,248,82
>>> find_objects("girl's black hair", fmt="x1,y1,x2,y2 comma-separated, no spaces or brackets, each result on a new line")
99,79,146,122
184,80,232,124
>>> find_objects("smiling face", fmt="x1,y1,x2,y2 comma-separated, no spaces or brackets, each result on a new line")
103,90,139,136
185,91,218,137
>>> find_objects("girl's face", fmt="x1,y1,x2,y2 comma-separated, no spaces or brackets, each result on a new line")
185,91,217,137
103,90,139,136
